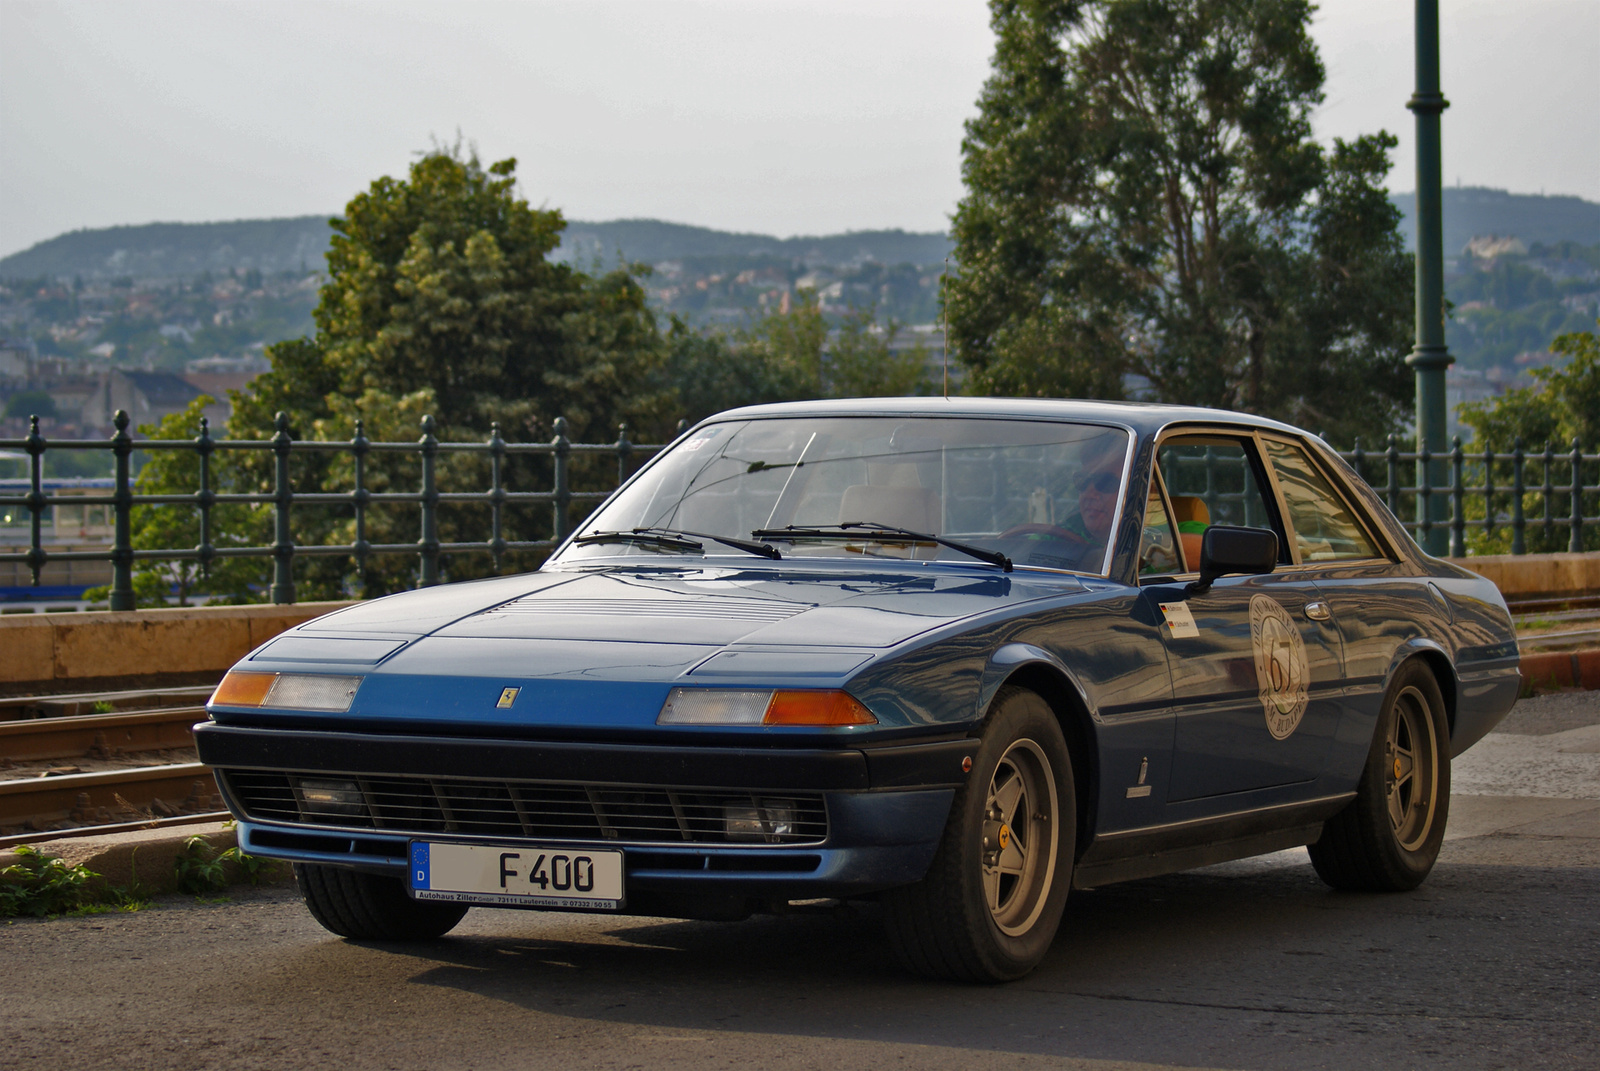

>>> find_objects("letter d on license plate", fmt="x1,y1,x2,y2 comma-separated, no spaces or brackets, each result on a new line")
409,842,624,910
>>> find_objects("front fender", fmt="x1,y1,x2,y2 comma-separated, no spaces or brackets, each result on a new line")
979,642,1097,724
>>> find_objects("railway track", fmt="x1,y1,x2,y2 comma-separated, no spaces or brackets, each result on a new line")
1506,594,1600,617
0,704,206,762
0,685,215,723
0,764,225,847
1,685,225,846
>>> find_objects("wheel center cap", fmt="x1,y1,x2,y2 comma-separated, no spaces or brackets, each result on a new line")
1394,758,1403,779
998,824,1011,850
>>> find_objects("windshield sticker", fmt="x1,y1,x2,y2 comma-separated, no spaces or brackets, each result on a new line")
1249,594,1309,739
677,427,725,452
1158,601,1199,639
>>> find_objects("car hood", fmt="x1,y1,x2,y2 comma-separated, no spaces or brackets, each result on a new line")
240,564,1085,732
295,563,1079,651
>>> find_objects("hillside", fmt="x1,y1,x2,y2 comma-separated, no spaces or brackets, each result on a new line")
0,216,953,282
6,188,1597,282
1392,187,1600,254
555,220,952,268
0,217,332,282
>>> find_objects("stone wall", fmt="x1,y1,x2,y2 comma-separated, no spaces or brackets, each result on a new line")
1445,552,1599,601
0,601,354,692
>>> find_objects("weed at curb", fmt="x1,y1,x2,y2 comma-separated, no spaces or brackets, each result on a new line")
1,845,155,917
175,834,276,895
0,846,97,917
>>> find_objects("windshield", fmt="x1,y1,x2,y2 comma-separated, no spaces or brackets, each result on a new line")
556,416,1131,574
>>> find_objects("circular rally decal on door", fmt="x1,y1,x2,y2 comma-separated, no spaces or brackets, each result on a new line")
1248,594,1309,740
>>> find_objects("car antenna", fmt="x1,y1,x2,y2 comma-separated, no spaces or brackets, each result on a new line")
942,257,950,400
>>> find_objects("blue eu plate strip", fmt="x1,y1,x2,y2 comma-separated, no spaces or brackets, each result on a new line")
410,842,431,889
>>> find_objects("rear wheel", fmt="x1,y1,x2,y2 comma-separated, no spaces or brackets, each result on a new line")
1309,661,1450,891
295,863,468,940
884,687,1074,982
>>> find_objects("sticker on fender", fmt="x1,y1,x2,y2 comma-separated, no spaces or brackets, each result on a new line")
409,841,624,910
1158,601,1199,639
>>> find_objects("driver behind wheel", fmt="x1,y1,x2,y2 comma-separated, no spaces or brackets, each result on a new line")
1001,435,1123,571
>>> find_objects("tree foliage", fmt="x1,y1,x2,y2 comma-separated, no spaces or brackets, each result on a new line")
84,397,267,607
111,147,939,605
1459,323,1599,453
948,0,1413,442
1457,323,1598,554
232,147,667,444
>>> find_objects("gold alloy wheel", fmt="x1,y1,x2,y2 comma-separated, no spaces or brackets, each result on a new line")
981,738,1060,936
1384,684,1440,852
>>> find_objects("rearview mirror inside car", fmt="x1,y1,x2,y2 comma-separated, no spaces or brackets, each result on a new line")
1187,525,1279,595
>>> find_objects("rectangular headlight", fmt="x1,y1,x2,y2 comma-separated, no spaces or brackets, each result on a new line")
210,671,363,713
657,688,875,726
658,689,773,725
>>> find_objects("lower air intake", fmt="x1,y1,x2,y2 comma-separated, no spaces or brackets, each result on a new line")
219,769,827,846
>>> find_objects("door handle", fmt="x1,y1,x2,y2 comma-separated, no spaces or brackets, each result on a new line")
1304,599,1332,621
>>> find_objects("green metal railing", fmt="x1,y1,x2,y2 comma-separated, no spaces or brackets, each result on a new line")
1,410,670,610
2,414,1594,609
1341,435,1597,558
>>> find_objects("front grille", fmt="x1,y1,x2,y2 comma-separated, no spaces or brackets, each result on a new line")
219,769,828,846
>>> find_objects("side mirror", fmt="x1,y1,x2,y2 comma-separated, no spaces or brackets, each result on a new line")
1186,525,1278,596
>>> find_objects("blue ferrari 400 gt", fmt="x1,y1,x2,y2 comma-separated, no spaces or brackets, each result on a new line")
197,398,1520,981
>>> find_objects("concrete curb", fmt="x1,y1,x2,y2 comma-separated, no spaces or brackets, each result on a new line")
1520,648,1600,692
0,820,293,895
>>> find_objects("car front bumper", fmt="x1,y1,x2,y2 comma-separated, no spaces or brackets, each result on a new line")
195,722,969,906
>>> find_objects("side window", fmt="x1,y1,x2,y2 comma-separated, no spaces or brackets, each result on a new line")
1138,489,1179,576
1157,436,1285,566
1263,439,1380,561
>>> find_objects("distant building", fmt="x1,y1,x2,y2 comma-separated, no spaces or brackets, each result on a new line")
1445,368,1499,442
0,340,31,379
185,353,270,375
1463,235,1528,259
81,370,235,433
46,378,98,424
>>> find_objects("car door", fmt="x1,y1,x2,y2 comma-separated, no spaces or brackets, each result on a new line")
1256,434,1424,785
1149,432,1347,803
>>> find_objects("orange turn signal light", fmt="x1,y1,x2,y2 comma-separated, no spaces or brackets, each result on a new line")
764,690,877,726
210,671,276,707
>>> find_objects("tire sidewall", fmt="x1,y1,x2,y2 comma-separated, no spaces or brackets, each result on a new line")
1362,661,1451,883
951,688,1076,979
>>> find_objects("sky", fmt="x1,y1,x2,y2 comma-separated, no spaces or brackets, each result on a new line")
1,0,1597,259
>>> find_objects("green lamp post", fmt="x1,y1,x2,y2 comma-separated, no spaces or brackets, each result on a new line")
1407,0,1454,555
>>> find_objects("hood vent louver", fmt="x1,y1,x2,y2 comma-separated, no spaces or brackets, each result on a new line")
487,597,809,623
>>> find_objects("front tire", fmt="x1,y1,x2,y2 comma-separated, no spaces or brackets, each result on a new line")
1309,661,1450,891
295,863,468,940
884,687,1075,982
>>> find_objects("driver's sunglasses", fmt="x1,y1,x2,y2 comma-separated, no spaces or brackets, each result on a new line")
1078,472,1120,494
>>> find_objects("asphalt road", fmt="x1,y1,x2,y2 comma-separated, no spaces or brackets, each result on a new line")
3,692,1596,1071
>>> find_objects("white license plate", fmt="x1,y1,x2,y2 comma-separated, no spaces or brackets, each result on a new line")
408,841,624,910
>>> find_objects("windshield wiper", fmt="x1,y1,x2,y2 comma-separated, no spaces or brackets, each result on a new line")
752,522,1011,572
575,527,781,560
